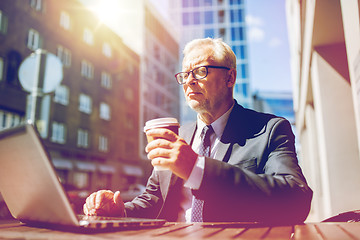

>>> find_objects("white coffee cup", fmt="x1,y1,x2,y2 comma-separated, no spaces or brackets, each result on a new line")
144,117,180,171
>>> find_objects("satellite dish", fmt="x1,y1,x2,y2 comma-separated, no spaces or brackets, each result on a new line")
18,49,63,94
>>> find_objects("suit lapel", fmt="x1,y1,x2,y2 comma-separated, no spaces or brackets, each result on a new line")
216,102,245,162
180,122,197,145
214,140,231,162
221,102,247,144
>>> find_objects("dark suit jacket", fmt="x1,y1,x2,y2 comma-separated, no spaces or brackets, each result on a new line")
124,102,313,224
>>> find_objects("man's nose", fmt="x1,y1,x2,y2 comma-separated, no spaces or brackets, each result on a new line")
184,73,196,85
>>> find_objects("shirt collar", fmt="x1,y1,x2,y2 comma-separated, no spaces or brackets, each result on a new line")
196,101,235,138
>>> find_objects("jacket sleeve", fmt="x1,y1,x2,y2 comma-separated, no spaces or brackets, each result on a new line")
124,170,163,219
193,118,313,224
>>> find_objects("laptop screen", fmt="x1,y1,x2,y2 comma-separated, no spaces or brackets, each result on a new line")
0,123,80,226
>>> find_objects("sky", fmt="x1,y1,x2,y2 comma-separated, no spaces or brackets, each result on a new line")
245,0,293,93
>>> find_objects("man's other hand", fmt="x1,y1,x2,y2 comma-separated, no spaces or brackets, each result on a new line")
83,190,125,217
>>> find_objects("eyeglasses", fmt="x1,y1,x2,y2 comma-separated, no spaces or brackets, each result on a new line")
175,65,230,85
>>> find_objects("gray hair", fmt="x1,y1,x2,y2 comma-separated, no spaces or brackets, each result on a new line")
182,38,237,69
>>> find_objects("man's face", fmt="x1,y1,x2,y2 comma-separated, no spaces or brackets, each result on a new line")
182,47,233,115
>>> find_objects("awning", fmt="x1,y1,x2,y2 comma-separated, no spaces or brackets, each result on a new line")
52,158,73,170
98,164,116,174
122,165,143,177
75,161,97,172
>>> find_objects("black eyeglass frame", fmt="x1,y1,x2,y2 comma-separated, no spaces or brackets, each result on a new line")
175,65,231,85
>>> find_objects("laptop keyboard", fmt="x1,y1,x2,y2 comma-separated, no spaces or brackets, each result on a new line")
77,215,125,221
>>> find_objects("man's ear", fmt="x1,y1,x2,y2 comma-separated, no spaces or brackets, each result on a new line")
226,68,237,88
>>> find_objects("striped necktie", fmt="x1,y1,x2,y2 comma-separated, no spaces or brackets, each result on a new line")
191,125,213,222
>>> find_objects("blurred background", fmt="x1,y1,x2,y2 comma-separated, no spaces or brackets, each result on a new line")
1,0,360,223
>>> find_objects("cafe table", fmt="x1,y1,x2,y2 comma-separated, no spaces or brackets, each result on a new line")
1,220,360,239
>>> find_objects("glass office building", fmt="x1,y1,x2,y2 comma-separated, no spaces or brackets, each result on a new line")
252,91,295,125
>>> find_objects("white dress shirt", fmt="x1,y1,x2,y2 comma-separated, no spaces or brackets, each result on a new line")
179,102,235,222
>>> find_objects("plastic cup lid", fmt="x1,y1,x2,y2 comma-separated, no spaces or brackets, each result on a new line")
144,117,179,132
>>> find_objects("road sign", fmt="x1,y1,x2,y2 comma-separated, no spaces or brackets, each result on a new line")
18,49,63,94
18,49,63,127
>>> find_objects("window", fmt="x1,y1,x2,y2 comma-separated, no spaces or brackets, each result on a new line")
231,27,243,41
218,10,225,23
57,45,71,67
0,110,21,130
0,57,3,81
81,60,94,79
51,122,66,144
182,12,190,25
230,10,235,22
182,0,190,8
240,63,247,79
77,129,89,148
27,28,41,50
79,93,92,114
0,111,6,129
54,85,69,105
230,0,242,5
102,42,112,58
83,28,93,45
155,68,164,85
193,0,200,7
239,45,246,59
153,44,160,61
101,71,112,89
204,11,213,24
204,0,213,6
30,0,43,11
0,10,8,34
73,172,89,189
99,102,111,120
125,114,134,130
204,29,215,38
193,12,200,25
60,11,70,30
237,9,243,22
99,135,108,152
219,28,225,39
241,82,248,97
230,9,243,23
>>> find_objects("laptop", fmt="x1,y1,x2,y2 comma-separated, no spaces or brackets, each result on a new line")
0,122,166,231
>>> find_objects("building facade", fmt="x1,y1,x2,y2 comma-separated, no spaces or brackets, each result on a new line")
140,1,181,159
99,0,181,160
0,0,144,205
286,0,360,221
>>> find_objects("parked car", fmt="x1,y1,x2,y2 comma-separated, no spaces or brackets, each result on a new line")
121,184,146,202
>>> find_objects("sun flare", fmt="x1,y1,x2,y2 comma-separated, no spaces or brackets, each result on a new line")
89,0,120,25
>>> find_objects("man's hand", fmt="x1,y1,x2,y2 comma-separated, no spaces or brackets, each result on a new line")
145,128,198,180
83,190,125,217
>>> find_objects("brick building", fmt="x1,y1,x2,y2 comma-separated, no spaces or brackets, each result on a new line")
0,0,146,202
